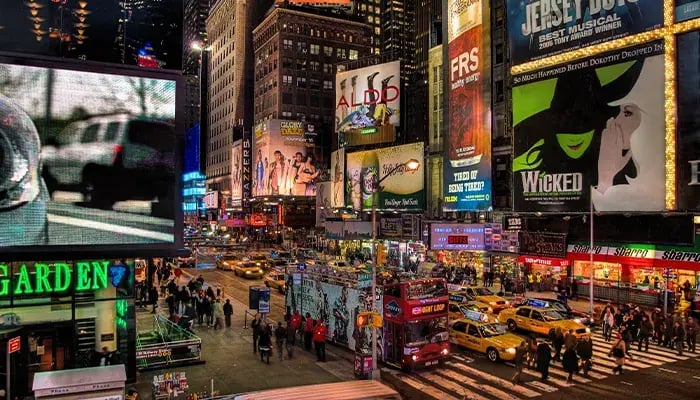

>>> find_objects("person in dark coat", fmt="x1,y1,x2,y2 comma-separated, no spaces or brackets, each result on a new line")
536,341,552,382
551,328,565,362
223,299,233,328
576,335,593,376
562,346,579,383
148,285,159,314
637,314,653,352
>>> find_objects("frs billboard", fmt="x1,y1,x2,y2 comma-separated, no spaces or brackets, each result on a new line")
253,119,324,197
231,140,242,206
330,148,346,208
345,142,424,211
0,58,179,251
444,0,492,211
512,41,665,212
507,0,663,65
335,61,400,147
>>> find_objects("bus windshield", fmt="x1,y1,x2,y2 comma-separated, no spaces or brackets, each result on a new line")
406,281,448,300
404,317,448,346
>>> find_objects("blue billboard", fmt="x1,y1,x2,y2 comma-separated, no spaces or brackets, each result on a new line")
676,0,700,22
507,0,663,65
184,123,201,174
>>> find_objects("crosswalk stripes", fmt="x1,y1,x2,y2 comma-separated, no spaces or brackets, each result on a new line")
383,326,697,400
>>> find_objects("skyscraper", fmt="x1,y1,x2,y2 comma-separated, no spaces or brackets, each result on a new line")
183,0,211,75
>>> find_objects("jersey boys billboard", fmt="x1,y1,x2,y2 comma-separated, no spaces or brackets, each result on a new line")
335,61,400,147
512,41,665,212
507,0,663,65
676,31,700,210
444,0,492,211
345,143,424,211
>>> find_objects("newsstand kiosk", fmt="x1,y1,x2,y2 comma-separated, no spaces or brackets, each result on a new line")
32,365,126,400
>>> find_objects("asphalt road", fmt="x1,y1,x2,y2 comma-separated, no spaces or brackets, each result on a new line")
45,191,174,244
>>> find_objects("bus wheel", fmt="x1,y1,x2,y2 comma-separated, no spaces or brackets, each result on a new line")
487,348,499,362
507,319,517,331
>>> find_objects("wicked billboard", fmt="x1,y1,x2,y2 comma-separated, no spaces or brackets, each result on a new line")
335,61,400,147
253,119,324,197
345,143,424,211
676,30,700,210
507,0,663,65
512,41,665,212
444,0,492,211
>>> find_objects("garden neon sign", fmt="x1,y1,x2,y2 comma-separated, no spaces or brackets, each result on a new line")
0,260,110,296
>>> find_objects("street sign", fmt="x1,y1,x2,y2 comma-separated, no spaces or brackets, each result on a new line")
8,336,20,353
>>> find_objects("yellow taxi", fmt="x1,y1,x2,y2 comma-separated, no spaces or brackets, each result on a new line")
449,311,523,362
216,254,240,271
264,270,286,293
497,299,591,339
461,286,510,313
448,293,497,322
233,261,265,279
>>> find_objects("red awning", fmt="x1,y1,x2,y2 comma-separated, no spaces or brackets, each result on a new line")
518,255,569,267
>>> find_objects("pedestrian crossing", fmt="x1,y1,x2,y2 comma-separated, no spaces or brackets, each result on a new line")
382,327,698,400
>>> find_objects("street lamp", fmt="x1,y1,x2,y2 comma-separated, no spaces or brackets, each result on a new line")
370,158,420,380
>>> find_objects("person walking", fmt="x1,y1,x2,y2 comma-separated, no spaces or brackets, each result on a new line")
686,317,697,353
673,320,686,356
562,345,579,383
571,279,578,300
223,299,233,328
603,308,615,342
212,298,224,330
303,313,315,351
637,314,653,352
526,335,538,369
511,341,528,384
149,285,159,314
290,309,302,344
576,335,593,377
564,329,577,351
610,333,627,374
274,322,286,361
536,341,552,382
551,328,565,362
285,321,296,359
313,320,328,362
252,314,262,353
258,324,272,364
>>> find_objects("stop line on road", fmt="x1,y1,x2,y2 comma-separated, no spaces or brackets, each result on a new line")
383,327,699,400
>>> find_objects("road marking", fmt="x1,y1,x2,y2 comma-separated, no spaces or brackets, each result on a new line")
620,381,633,386
418,371,490,400
659,367,677,373
525,381,558,393
519,367,573,387
452,353,475,363
48,213,174,242
446,362,541,398
692,376,700,380
384,370,461,400
437,369,524,400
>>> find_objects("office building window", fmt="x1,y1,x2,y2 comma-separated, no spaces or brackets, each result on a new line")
349,49,358,60
324,46,333,56
283,39,293,50
283,75,292,84
310,44,320,55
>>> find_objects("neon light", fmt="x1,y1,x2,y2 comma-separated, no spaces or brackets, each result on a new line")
0,260,110,297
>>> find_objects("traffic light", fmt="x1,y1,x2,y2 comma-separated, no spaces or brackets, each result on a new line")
370,312,383,328
376,243,387,265
357,311,372,327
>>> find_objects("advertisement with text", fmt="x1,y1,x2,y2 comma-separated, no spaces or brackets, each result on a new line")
444,0,491,211
335,61,400,147
346,143,424,211
676,0,700,22
231,139,242,206
676,30,700,210
512,41,665,212
507,0,663,65
0,61,178,249
330,148,346,208
253,119,323,197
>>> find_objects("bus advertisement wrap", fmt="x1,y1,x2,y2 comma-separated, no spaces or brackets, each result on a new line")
512,41,665,212
507,0,663,65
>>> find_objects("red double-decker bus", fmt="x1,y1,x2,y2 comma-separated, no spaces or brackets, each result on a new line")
382,278,450,370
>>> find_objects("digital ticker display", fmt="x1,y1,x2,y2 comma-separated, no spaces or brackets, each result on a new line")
0,58,181,252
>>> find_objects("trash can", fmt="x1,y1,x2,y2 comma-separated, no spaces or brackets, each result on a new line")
354,352,372,379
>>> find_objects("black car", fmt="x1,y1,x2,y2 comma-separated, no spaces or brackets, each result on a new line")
516,297,592,325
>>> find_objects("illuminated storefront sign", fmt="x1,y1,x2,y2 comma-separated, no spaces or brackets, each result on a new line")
411,302,447,317
0,260,110,296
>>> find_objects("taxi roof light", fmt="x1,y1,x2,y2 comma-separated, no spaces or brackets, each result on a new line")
527,299,551,309
464,310,490,323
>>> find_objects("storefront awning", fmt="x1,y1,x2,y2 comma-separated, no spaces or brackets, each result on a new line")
567,244,700,271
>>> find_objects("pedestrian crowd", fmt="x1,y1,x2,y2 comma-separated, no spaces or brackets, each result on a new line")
250,310,328,364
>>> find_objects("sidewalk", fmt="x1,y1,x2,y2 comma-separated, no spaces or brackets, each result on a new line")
133,288,356,399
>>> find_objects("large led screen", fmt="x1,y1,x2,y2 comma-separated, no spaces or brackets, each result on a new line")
444,0,492,211
335,61,400,147
231,139,243,206
676,30,700,210
430,223,485,251
512,41,665,212
253,119,324,197
345,143,424,211
0,61,178,249
507,0,663,65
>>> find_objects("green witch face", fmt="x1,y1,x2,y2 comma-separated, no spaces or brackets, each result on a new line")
555,129,595,160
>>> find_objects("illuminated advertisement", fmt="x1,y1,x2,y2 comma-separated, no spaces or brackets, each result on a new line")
430,223,485,251
507,0,663,65
335,61,400,147
252,119,323,197
330,148,345,208
345,143,424,211
444,0,492,211
676,0,700,22
231,140,242,206
512,42,665,212
316,181,332,228
676,30,700,210
242,131,253,204
0,60,179,250
203,191,219,209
